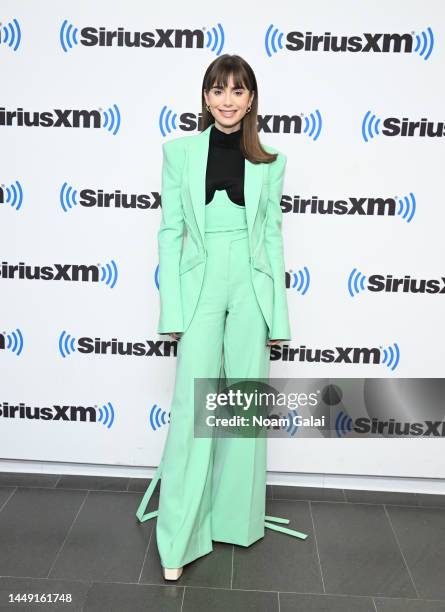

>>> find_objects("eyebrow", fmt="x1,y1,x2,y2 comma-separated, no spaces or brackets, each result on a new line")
211,85,246,90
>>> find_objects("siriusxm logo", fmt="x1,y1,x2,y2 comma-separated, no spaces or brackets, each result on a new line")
0,180,24,210
60,183,159,212
60,21,224,54
270,342,401,370
336,411,445,438
0,261,118,287
149,404,170,431
362,112,444,141
0,18,22,51
265,25,434,60
159,107,323,139
0,105,121,134
0,328,24,356
283,192,416,222
285,267,310,295
0,401,115,427
58,332,180,358
348,270,445,296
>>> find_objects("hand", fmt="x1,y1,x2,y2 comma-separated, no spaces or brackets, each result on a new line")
267,339,285,346
168,332,183,340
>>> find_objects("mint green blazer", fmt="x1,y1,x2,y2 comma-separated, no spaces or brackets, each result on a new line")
157,123,292,341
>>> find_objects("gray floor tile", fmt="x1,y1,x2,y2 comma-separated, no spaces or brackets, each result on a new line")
0,576,90,611
344,489,419,506
417,493,445,508
279,592,376,611
0,487,86,578
386,505,445,600
0,472,60,488
0,486,16,508
56,475,129,492
375,597,445,611
311,501,416,598
83,582,183,612
274,485,345,502
232,499,320,592
128,477,159,493
183,586,279,612
49,491,152,583
140,523,233,588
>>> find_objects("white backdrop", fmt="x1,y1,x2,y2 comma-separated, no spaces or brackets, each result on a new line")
1,0,444,482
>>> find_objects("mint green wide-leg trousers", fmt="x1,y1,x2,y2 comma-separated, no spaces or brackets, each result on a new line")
136,193,307,568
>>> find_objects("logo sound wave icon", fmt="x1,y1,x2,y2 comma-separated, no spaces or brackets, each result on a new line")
101,104,121,135
348,268,367,297
154,264,160,289
98,401,115,428
303,110,322,140
414,26,434,60
60,182,78,212
264,24,284,57
283,409,299,436
335,410,353,437
397,192,416,223
289,266,310,295
159,106,178,137
0,18,22,51
58,330,76,358
59,19,79,52
382,342,400,371
1,180,24,210
361,110,382,142
205,23,225,55
149,404,170,431
100,260,118,288
4,328,24,356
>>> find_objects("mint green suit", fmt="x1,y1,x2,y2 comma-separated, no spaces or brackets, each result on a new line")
136,125,308,569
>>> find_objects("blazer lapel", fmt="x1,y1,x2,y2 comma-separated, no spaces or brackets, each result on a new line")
188,123,264,248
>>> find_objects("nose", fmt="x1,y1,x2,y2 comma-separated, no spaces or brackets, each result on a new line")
222,91,234,106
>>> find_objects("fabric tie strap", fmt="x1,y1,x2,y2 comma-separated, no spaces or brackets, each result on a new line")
135,459,163,522
264,514,308,539
136,463,309,541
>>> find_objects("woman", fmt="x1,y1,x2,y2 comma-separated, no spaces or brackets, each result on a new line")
136,54,308,581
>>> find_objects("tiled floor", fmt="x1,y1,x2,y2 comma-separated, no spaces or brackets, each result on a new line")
0,472,445,611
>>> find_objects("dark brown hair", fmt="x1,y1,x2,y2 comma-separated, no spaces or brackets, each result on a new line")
200,54,277,164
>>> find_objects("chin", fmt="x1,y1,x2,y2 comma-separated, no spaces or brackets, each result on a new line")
218,113,240,122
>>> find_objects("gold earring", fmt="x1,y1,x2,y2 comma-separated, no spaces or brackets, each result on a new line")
206,104,211,112
246,106,251,113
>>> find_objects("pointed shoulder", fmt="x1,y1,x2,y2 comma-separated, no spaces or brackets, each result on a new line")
261,142,287,159
162,131,200,154
260,142,287,166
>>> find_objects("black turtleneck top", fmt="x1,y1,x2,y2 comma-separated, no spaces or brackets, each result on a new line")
205,123,245,206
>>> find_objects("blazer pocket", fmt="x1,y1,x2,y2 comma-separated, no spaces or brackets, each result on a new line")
179,253,205,275
252,257,274,280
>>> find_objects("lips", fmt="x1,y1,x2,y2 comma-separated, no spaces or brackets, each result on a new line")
219,110,237,117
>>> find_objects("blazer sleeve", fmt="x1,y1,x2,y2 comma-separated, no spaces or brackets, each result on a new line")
156,140,185,334
264,152,292,341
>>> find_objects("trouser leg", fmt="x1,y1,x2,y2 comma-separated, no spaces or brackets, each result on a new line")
211,234,271,546
155,237,227,568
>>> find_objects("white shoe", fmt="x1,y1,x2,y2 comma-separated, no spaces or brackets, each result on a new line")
162,566,183,581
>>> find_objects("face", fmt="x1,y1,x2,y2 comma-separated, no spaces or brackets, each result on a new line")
204,72,254,134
